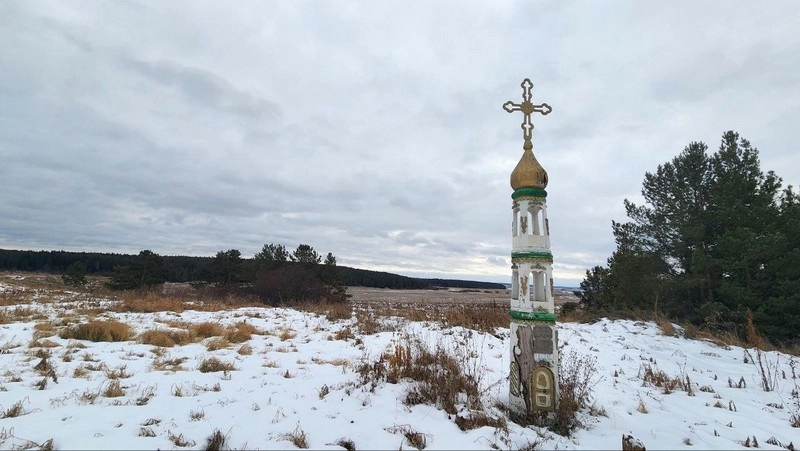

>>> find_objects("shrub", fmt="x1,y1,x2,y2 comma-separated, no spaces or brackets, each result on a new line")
254,265,344,306
60,320,133,342
62,261,88,286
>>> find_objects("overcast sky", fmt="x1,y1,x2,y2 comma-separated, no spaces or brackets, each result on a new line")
2,1,799,286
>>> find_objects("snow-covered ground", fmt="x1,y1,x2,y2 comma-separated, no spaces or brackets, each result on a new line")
0,281,797,450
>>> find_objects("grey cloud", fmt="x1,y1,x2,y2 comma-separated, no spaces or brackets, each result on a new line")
122,58,282,121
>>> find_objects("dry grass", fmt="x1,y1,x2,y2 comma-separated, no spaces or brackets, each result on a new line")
354,310,382,335
225,322,259,343
655,313,676,337
59,319,133,342
294,301,352,322
168,430,196,447
206,337,230,351
33,322,57,339
72,366,89,378
281,425,308,449
205,429,226,451
279,328,297,341
139,328,194,347
333,327,355,341
151,356,188,372
640,363,692,395
29,338,59,348
105,365,132,380
385,425,427,450
237,344,253,355
189,408,205,421
198,357,236,373
1,400,26,418
190,322,225,338
438,304,507,334
358,335,483,417
334,438,356,451
103,380,125,397
117,290,188,313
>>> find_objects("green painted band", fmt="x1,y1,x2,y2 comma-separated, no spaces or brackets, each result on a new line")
510,310,557,322
511,251,554,261
512,187,548,199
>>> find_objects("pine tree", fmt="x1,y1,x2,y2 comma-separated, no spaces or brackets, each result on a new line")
291,244,321,264
212,249,242,285
62,261,88,286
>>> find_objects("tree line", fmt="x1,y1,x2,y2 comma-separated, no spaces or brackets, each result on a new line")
0,246,505,293
576,131,799,344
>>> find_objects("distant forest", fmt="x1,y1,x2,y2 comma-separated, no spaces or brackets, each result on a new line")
0,248,505,290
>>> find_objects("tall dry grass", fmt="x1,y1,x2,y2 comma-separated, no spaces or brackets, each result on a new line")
59,320,133,342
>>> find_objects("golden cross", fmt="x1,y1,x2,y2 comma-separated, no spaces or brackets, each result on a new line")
502,78,551,145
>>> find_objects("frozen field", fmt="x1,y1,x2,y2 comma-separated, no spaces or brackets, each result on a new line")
0,274,797,450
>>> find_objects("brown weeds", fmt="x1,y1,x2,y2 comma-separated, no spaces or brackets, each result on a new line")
225,322,259,343
205,429,226,451
59,320,133,342
198,357,236,373
0,400,26,418
103,380,125,397
191,322,224,338
358,335,482,416
280,425,308,449
116,290,187,313
139,329,194,347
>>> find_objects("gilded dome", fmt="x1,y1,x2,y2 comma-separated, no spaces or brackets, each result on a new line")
510,143,548,190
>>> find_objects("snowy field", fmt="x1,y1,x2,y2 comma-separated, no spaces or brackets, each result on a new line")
0,276,797,450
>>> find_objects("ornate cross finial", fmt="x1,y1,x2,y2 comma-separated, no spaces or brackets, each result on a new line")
503,78,551,147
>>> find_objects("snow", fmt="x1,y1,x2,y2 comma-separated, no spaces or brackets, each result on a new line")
0,298,797,450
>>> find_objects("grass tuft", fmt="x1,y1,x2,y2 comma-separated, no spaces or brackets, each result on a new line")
334,438,356,451
139,329,194,347
103,380,125,397
60,320,133,342
225,322,259,343
205,429,226,451
281,425,308,449
198,357,236,373
191,322,225,338
1,400,26,418
206,337,230,351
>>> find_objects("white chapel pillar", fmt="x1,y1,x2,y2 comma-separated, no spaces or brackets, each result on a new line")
503,78,559,422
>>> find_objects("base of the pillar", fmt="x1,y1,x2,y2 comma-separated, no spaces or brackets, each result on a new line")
508,409,556,427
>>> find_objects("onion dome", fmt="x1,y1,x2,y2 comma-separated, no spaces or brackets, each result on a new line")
510,142,548,190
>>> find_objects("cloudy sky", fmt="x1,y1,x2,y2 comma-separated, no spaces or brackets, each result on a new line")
2,1,799,286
